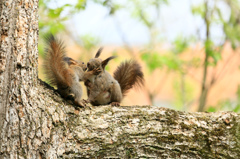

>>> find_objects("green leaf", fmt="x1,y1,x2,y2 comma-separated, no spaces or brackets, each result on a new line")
48,8,63,18
191,4,205,18
141,52,162,72
233,104,240,112
207,107,217,112
173,36,188,54
75,0,86,10
80,34,100,50
141,52,182,72
49,22,65,34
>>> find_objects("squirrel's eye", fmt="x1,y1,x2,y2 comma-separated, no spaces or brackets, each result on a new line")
82,62,84,64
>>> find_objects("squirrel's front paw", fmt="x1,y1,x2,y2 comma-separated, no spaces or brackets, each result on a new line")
110,102,120,106
82,99,90,104
93,67,101,75
74,100,86,108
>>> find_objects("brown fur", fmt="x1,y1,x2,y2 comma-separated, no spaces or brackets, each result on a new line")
43,34,87,107
95,47,103,58
114,60,144,96
84,48,144,106
44,35,71,87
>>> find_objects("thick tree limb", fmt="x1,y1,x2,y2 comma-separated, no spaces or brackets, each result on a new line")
1,80,239,158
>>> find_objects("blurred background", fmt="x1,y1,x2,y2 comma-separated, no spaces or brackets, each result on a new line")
38,0,240,112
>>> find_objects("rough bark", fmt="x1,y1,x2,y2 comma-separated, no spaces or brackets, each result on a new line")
0,0,39,157
2,80,240,158
0,0,240,158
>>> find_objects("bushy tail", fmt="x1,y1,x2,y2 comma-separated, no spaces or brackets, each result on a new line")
43,34,71,87
113,60,144,96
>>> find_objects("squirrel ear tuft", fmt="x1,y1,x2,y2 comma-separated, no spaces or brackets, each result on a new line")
95,47,103,58
101,56,116,69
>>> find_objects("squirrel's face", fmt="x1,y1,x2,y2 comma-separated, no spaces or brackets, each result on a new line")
76,61,87,71
87,58,102,71
63,57,87,71
87,56,116,72
86,48,116,72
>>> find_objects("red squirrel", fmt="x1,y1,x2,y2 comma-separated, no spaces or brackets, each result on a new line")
84,48,144,106
43,34,100,107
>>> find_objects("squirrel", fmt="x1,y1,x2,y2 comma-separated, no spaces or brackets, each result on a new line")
84,48,144,106
43,34,100,107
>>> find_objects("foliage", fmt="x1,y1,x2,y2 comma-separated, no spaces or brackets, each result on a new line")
80,34,100,51
39,0,86,34
190,0,240,111
141,52,182,73
38,0,87,57
173,77,194,111
172,36,189,55
204,39,222,66
218,0,240,49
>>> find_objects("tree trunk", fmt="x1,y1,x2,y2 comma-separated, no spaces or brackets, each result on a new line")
0,0,39,157
0,0,240,158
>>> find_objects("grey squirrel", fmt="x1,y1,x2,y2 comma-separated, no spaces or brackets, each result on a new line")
43,34,100,107
84,48,144,106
